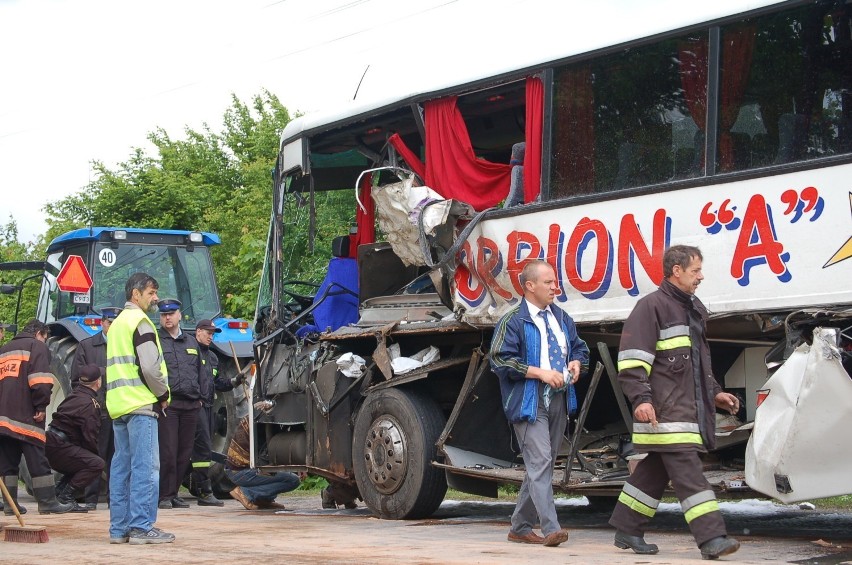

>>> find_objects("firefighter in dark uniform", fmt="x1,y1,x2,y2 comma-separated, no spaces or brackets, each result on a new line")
156,299,202,509
71,306,122,510
188,319,244,506
0,319,72,515
46,363,105,513
608,245,741,560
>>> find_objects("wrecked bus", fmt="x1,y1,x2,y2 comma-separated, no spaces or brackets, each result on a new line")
247,0,852,518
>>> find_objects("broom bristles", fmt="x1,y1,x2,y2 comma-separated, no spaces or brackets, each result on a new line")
3,525,50,543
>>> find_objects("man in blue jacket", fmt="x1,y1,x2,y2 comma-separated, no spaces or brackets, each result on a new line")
490,260,589,547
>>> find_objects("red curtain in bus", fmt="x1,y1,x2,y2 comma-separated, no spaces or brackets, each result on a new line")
718,25,755,171
388,133,426,179
424,97,511,210
680,28,755,172
524,76,543,203
350,172,375,258
679,35,708,163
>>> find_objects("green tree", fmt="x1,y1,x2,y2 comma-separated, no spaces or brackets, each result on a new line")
0,218,42,343
44,90,292,319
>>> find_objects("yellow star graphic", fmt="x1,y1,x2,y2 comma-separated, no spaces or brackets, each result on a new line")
824,192,852,268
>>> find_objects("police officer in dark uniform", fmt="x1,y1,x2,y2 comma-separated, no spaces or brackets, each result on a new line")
188,319,244,506
46,363,106,513
156,299,202,509
71,306,121,510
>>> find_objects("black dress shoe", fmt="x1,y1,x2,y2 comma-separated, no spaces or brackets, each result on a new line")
614,531,659,554
170,496,190,509
38,499,75,514
700,536,740,560
64,500,89,513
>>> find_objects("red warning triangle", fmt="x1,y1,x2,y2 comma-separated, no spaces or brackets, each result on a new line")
56,255,94,293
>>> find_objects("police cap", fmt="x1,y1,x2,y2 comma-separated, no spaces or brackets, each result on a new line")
100,307,122,320
157,298,182,313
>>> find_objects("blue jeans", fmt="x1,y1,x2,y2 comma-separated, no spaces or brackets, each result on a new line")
109,414,160,537
226,468,300,503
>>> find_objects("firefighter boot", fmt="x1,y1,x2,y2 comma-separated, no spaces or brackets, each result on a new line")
34,482,74,514
56,482,89,513
196,480,224,507
2,475,27,516
700,536,740,560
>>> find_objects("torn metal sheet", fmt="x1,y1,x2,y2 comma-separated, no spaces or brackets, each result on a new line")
357,293,453,325
745,327,852,503
371,322,397,380
371,179,449,266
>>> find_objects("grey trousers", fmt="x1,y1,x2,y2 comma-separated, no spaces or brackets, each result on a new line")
510,384,566,536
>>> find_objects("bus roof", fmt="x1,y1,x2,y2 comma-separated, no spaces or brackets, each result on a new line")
280,0,785,146
47,227,220,252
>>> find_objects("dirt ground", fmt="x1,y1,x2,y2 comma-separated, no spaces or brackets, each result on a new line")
1,492,848,565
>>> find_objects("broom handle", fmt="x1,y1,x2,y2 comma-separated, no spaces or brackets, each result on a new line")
0,478,25,527
228,341,250,397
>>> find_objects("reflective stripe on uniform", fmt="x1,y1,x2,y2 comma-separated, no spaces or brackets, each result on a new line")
0,416,46,442
192,461,211,469
681,489,720,523
618,486,657,518
656,336,691,350
656,325,691,351
27,371,54,387
633,432,703,446
633,422,700,434
658,325,689,339
0,349,30,381
31,474,55,488
623,483,660,510
617,348,654,375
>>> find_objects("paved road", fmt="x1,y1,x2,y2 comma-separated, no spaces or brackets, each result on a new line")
2,492,851,564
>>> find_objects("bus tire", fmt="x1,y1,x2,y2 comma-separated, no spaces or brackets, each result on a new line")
352,387,447,520
21,336,77,494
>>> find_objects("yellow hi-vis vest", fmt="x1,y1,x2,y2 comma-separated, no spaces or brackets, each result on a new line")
106,307,169,419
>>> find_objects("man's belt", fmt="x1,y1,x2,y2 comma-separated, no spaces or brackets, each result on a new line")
47,427,70,442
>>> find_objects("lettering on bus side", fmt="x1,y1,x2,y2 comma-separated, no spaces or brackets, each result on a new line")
455,183,840,310
456,208,671,305
701,187,824,286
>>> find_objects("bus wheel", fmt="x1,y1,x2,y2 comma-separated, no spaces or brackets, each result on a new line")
352,387,447,520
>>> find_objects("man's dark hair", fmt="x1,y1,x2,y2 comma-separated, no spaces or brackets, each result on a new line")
519,259,552,287
22,318,49,337
663,245,703,278
125,272,159,300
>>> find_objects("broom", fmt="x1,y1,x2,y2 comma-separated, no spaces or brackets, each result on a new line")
0,479,49,543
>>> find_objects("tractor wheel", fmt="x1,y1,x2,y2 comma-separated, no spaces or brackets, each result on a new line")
352,387,447,519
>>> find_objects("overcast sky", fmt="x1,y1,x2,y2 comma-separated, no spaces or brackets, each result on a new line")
0,0,485,243
1,0,762,245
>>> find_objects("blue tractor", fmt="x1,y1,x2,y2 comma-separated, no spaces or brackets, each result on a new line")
0,227,253,493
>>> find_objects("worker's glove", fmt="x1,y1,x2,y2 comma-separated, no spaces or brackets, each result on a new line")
230,373,246,387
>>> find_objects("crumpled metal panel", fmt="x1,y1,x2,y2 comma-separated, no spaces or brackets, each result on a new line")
746,327,852,502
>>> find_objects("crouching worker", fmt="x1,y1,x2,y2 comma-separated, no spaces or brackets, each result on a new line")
225,414,300,510
46,364,106,513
